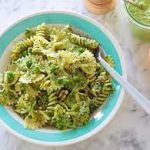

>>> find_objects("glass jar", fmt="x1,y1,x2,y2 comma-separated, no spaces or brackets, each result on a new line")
84,0,116,15
124,2,150,41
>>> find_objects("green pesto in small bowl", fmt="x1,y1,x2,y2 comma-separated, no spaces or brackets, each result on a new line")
127,0,150,26
124,0,150,41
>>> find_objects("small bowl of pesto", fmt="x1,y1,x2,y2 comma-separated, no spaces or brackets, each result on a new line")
124,0,150,41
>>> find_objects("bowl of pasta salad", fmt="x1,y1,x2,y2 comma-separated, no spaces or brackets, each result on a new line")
0,11,126,146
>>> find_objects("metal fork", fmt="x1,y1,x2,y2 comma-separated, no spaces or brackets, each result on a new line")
96,47,150,115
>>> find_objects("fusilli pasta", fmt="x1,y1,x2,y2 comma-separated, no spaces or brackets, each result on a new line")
0,23,114,130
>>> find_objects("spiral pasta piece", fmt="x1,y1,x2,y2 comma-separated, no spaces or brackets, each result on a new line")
87,74,97,85
47,91,58,107
11,37,34,59
68,33,99,49
58,89,69,101
91,79,113,108
36,23,49,39
104,55,115,67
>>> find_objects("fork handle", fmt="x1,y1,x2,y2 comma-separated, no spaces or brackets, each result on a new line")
99,57,150,115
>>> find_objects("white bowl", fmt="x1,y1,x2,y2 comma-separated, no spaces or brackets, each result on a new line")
0,11,126,146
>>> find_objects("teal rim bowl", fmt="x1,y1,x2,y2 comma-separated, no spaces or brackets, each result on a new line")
0,11,126,146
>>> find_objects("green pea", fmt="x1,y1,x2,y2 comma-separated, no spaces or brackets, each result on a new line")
33,66,40,73
7,71,14,81
78,48,85,54
57,76,69,86
22,50,28,57
74,47,85,54
73,76,81,82
50,65,59,73
26,60,32,68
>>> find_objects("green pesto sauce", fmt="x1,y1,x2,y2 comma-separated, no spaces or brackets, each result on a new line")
127,0,150,26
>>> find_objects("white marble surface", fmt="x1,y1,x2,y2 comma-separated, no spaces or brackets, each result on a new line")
0,0,150,150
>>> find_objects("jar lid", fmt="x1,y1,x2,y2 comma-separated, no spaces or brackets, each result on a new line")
84,0,116,14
